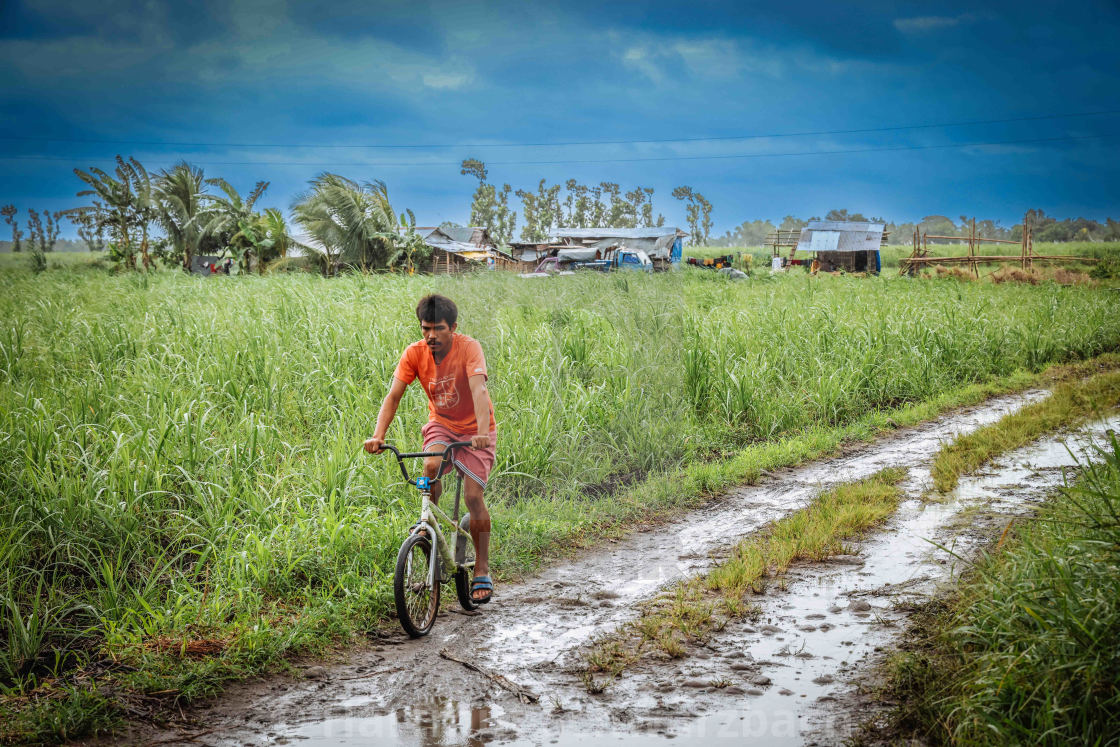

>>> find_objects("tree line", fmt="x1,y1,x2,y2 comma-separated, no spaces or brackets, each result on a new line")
708,208,1120,247
1,156,430,275
460,159,713,245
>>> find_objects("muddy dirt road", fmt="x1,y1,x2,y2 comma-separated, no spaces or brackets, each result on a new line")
131,392,1119,746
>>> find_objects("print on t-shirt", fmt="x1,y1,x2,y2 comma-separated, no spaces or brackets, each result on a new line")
430,374,459,409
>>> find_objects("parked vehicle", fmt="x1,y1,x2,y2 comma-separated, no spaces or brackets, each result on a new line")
613,248,653,272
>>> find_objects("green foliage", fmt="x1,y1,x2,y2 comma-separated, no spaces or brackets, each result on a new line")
202,177,269,272
291,173,413,275
1,205,21,253
672,186,712,245
461,160,668,243
26,209,61,253
155,162,209,270
883,436,1120,745
462,159,516,245
28,247,47,274
71,156,160,271
1090,254,1120,279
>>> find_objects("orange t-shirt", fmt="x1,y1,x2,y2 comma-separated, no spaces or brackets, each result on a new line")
394,333,496,434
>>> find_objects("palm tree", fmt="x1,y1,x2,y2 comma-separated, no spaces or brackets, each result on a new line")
257,208,301,267
290,173,408,275
70,156,158,270
156,162,208,272
120,157,160,270
203,178,269,272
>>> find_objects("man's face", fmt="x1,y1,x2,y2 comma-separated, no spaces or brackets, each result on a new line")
421,319,456,354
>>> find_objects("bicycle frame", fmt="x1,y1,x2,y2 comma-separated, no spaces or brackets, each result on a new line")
380,442,476,587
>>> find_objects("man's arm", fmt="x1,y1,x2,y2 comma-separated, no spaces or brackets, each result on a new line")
364,377,409,453
468,373,492,449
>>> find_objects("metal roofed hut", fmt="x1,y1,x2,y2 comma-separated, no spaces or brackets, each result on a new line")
777,221,888,274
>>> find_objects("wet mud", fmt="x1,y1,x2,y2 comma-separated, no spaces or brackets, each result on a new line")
128,392,1119,746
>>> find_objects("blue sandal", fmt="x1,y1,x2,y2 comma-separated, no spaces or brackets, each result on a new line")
471,576,494,604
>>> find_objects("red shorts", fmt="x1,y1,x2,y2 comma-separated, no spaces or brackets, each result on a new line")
421,421,497,488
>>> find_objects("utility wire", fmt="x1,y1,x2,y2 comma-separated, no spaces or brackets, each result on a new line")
1,110,1118,150
0,132,1113,168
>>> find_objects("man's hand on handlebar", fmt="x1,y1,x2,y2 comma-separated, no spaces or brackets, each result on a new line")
363,436,386,454
471,434,491,449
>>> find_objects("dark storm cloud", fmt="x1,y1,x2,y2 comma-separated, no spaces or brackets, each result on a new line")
1,0,1119,230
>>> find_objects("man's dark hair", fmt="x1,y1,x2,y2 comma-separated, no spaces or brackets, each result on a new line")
416,294,458,327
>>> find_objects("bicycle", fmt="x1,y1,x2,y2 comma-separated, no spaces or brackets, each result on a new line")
378,441,481,637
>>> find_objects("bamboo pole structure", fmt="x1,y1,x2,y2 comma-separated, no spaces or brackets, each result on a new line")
899,212,1095,275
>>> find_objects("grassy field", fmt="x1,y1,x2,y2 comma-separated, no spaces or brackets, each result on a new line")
688,241,1120,277
2,256,1120,741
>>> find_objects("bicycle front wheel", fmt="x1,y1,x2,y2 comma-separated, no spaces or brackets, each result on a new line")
394,532,440,637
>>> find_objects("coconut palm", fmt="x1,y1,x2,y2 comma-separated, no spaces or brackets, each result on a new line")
156,162,208,271
258,208,299,263
203,178,269,272
291,173,407,275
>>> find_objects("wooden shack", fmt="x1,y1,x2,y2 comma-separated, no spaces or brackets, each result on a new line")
415,226,518,274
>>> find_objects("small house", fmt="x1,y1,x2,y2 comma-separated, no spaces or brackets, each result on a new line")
793,221,888,274
413,226,517,274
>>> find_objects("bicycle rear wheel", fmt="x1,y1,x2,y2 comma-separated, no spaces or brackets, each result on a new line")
394,532,440,637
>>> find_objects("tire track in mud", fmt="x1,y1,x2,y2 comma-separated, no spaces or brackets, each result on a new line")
134,390,1110,747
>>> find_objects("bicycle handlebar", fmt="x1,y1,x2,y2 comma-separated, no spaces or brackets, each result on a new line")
376,441,473,486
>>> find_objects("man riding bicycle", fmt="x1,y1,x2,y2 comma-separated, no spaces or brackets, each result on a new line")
364,294,497,604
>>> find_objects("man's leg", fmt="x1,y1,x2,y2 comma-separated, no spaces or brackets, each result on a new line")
422,456,444,505
462,477,491,600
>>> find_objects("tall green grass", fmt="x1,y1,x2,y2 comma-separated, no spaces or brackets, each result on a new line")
883,435,1120,745
1,262,1119,739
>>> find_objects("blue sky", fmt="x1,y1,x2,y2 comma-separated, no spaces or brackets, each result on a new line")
2,0,1119,238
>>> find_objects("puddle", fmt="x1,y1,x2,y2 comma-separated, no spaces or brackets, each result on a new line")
284,700,509,746
136,392,1118,747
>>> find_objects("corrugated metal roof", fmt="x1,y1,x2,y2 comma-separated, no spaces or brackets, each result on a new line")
439,225,478,244
804,220,885,233
796,220,886,254
422,233,477,254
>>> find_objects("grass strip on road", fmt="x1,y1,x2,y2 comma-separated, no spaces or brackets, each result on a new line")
930,367,1120,493
583,468,907,692
874,435,1120,745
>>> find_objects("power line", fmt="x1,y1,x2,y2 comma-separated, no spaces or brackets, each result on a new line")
1,110,1118,151
0,132,1113,168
